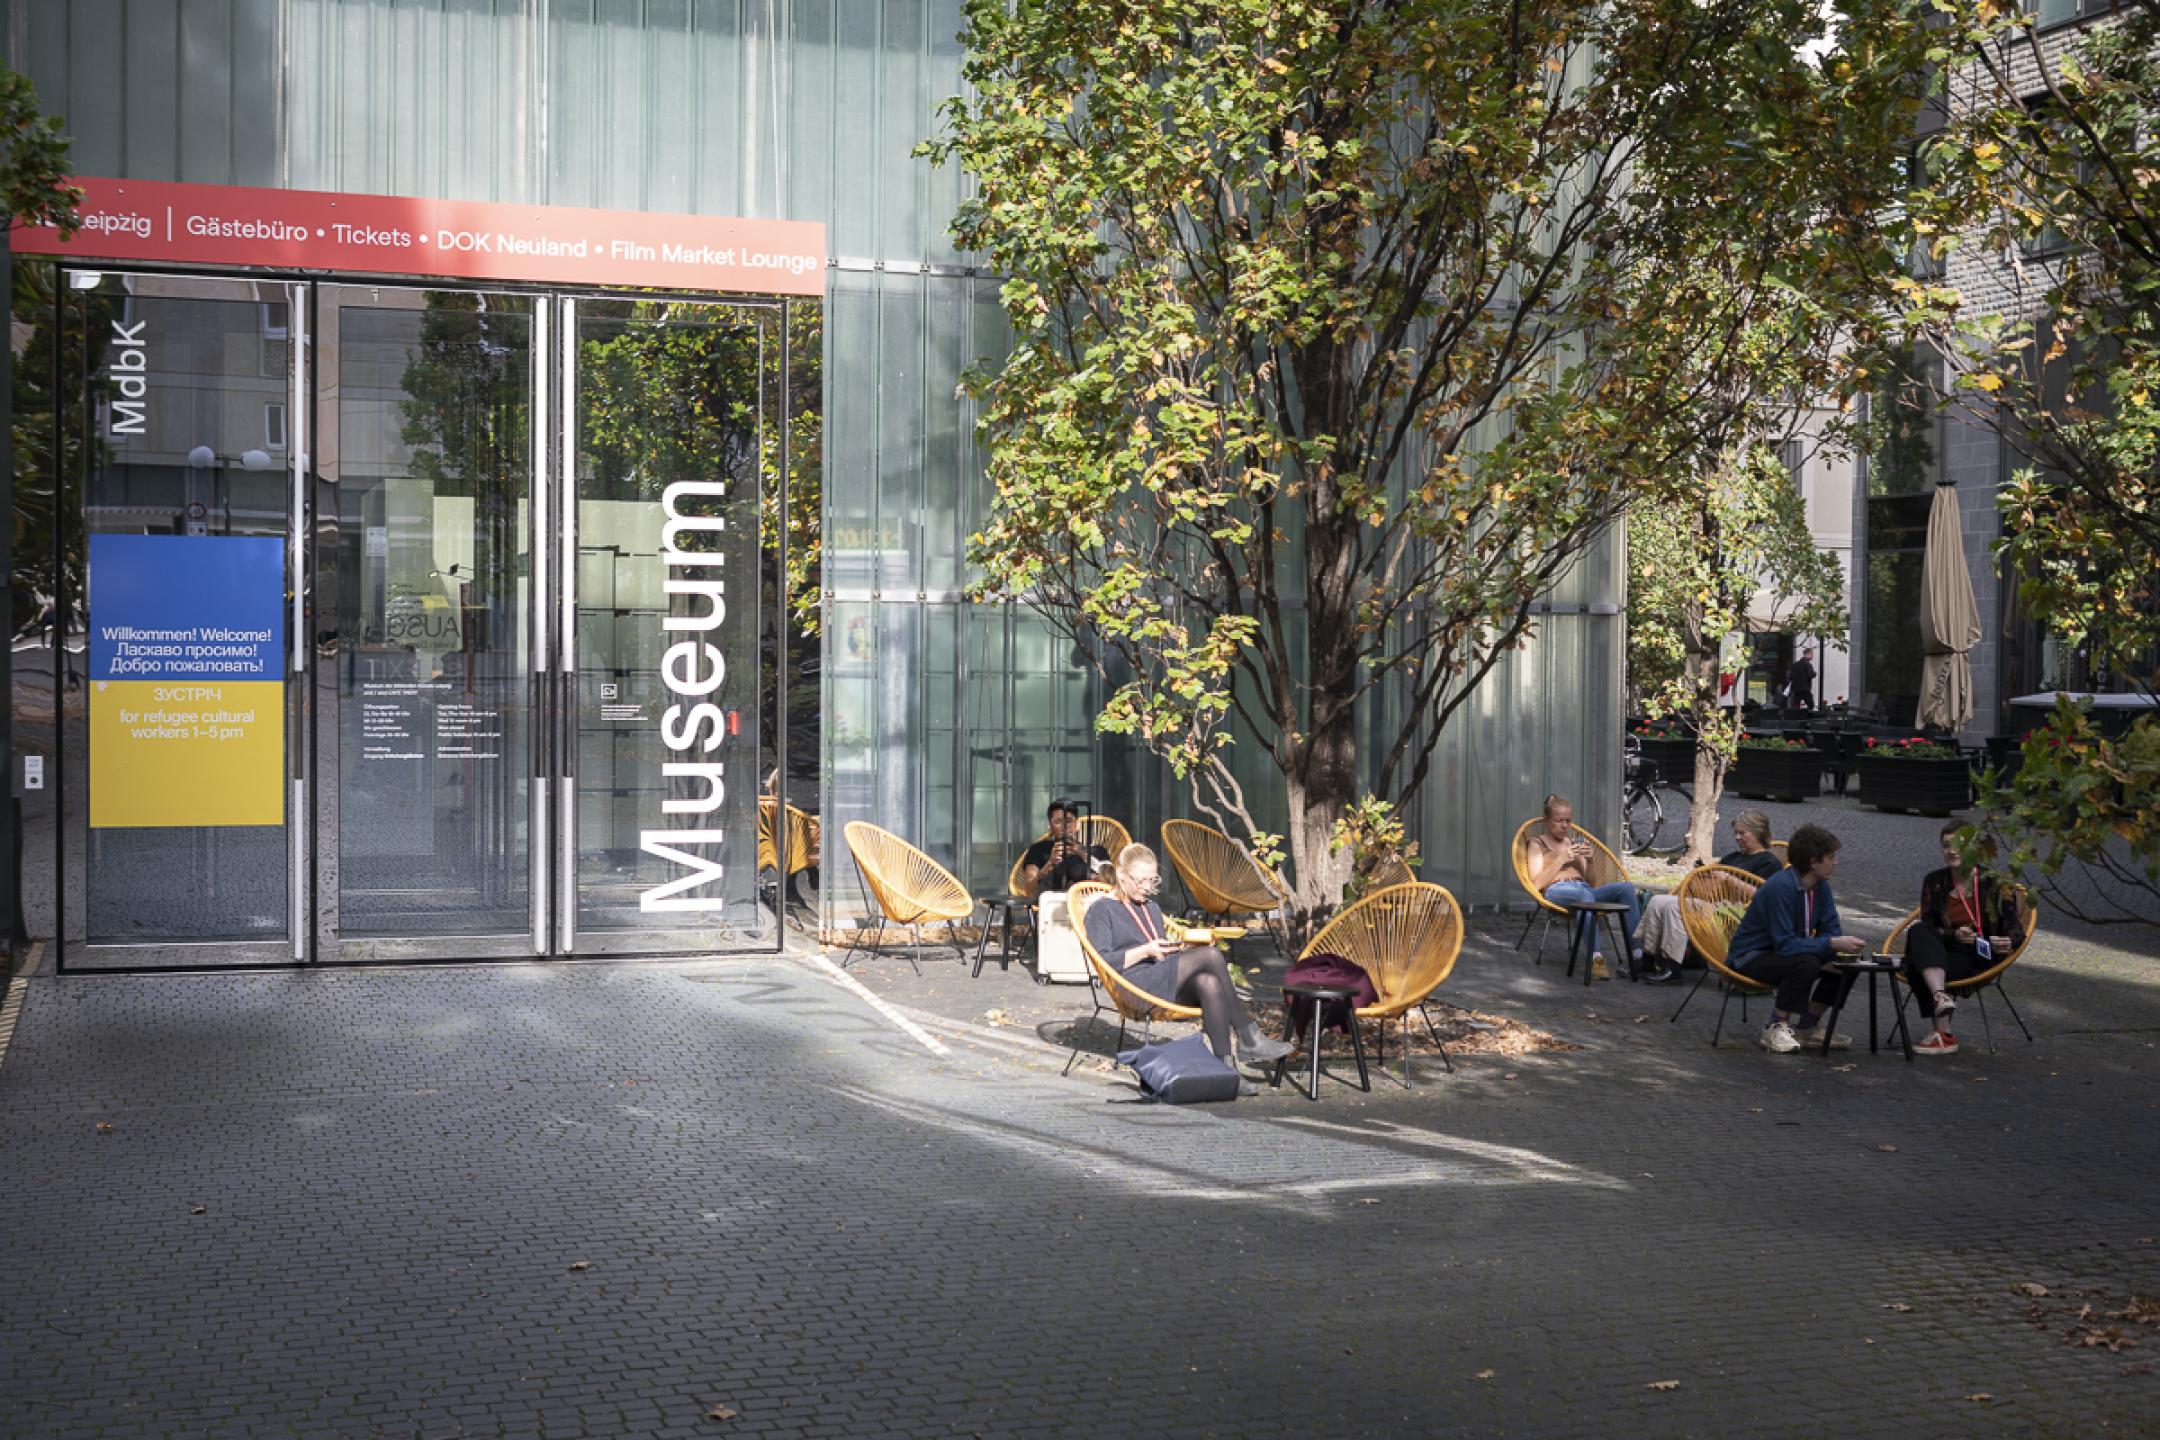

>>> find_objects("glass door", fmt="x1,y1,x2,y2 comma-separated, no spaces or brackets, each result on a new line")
56,270,306,970
314,285,544,961
558,297,780,954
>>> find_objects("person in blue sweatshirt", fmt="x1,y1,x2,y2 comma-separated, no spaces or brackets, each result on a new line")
1725,823,1869,1053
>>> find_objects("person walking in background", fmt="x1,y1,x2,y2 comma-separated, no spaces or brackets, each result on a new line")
1725,823,1866,1053
1903,823,2028,1057
1786,647,1818,712
1526,794,1643,978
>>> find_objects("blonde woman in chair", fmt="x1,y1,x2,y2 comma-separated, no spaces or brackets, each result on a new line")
1905,821,2028,1057
1082,844,1292,1070
1525,794,1643,976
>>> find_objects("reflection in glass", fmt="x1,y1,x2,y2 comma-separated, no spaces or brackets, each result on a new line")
573,300,770,938
334,296,533,935
74,278,289,943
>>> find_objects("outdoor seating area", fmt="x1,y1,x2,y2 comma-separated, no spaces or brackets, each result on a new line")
830,787,2055,1101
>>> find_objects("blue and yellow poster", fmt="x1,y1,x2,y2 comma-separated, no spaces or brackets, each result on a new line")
88,534,286,829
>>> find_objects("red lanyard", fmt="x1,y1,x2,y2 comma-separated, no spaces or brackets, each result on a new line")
1120,897,1161,943
1964,872,1983,929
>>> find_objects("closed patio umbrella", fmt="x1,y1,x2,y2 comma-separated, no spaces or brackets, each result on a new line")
1915,481,1982,732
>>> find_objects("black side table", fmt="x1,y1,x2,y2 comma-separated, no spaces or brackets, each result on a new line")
1823,956,1912,1062
1273,982,1370,1100
972,895,1036,979
1562,901,1635,986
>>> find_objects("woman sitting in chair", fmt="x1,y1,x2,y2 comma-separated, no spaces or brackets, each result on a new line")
1637,809,1783,980
1083,844,1291,1067
1906,821,2028,1057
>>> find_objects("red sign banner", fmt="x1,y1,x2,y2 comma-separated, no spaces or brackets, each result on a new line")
13,177,827,297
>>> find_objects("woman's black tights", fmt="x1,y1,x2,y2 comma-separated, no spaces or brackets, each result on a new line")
1166,946,1259,1059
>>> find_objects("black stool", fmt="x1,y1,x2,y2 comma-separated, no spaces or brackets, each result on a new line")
1272,982,1370,1100
1562,901,1634,986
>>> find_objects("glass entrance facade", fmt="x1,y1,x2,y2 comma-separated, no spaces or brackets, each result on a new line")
24,267,813,968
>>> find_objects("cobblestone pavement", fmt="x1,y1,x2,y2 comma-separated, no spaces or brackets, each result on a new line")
3,800,2158,1438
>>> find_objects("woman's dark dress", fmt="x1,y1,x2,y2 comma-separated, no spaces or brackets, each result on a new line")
1082,894,1184,1002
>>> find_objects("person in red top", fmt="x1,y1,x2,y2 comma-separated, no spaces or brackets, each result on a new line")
1905,821,2027,1057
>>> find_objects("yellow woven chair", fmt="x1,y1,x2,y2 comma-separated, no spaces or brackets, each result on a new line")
756,799,821,917
1509,817,1627,965
1061,880,1204,1074
840,821,976,973
1160,818,1287,953
1880,894,2039,1052
758,799,820,876
1297,882,1465,1086
1770,839,1789,866
1666,864,1773,1045
1365,853,1417,891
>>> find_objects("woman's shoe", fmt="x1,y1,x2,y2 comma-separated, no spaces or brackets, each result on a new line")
1913,1030,1959,1056
1241,1033,1293,1064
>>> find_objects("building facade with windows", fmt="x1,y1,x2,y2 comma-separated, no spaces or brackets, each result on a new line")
2,0,1619,971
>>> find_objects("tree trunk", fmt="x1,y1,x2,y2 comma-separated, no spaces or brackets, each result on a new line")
1686,736,1728,868
1678,608,1729,868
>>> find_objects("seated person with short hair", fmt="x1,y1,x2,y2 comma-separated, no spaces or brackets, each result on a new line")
1020,798,1110,898
1525,793,1644,975
1726,823,1867,1053
1904,821,2028,1058
1637,809,1783,975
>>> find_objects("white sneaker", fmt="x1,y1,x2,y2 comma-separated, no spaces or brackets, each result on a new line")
1793,1019,1852,1051
1760,1021,1801,1054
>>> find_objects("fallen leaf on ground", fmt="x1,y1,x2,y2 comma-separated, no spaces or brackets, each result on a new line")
1748,1107,1763,1114
2123,1363,2153,1377
1882,1302,1912,1312
1633,1014,1650,1023
2016,1282,2050,1298
94,1122,114,1134
1474,1369,1495,1380
1832,1063,1857,1072
567,1260,591,1272
1503,1073,1519,1081
1967,1393,1992,1403
1875,1144,1898,1153
2111,1298,2160,1327
1356,1198,1380,1206
706,1405,737,1422
1645,1380,1680,1392
190,1205,206,1216
981,1009,1015,1026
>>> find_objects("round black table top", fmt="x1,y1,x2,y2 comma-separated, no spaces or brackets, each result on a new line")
1279,981,1359,1000
1563,900,1631,914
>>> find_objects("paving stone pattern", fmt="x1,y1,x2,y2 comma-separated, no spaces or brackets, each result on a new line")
3,800,2158,1438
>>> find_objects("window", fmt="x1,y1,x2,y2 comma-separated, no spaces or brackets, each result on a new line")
1781,438,1807,494
2029,0,2100,28
264,401,287,450
1865,347,1942,497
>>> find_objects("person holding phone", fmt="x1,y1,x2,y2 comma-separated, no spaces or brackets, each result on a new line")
1020,798,1111,897
1905,821,2027,1057
1082,844,1291,1067
1525,794,1643,975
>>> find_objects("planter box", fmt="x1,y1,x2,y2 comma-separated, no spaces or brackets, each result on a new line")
1730,747,1826,803
1634,736,1698,787
1854,754,1973,816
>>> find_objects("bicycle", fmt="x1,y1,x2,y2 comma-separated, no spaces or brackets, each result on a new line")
1622,735,1687,856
